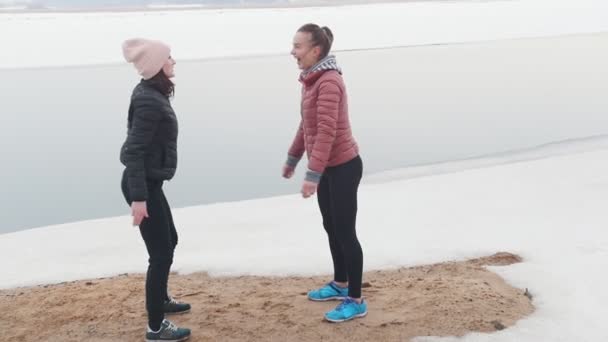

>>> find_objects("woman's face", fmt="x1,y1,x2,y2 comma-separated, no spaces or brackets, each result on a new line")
291,31,320,71
162,56,176,78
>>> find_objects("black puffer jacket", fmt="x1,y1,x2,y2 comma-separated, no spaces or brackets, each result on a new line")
120,80,178,201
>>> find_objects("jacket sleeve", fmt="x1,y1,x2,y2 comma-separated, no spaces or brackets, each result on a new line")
306,80,340,183
286,120,305,167
122,95,162,201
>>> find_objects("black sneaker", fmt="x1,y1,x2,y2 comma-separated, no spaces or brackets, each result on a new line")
163,297,191,315
145,319,191,342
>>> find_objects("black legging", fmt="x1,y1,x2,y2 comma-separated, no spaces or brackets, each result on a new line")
316,155,363,298
122,171,177,331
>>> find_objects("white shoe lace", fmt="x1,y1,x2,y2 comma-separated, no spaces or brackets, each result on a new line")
164,320,178,333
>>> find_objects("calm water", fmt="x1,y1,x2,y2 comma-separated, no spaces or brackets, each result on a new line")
1,33,607,234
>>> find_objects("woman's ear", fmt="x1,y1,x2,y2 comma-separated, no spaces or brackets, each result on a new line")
313,45,322,59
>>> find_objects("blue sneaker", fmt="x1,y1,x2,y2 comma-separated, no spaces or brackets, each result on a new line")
324,297,368,323
307,281,349,301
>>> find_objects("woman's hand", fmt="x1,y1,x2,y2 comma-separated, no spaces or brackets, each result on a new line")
301,181,317,198
131,201,149,226
282,164,295,179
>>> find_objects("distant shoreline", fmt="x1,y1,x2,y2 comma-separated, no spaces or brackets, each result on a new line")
0,0,469,14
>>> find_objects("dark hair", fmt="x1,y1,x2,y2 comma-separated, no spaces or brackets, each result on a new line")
297,23,334,59
147,69,175,98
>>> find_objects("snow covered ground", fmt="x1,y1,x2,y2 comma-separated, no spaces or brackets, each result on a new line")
3,135,608,340
1,0,607,69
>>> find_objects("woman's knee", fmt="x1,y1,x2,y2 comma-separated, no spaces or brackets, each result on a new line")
148,254,173,268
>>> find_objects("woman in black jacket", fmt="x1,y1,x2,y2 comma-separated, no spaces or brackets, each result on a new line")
120,38,191,342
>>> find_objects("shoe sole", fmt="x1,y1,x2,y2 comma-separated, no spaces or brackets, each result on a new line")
165,309,191,315
145,336,190,342
308,296,347,302
324,311,368,323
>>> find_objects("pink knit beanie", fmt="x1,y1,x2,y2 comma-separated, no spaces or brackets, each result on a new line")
122,38,171,80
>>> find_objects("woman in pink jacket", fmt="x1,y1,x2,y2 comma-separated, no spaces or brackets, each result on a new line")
283,23,366,322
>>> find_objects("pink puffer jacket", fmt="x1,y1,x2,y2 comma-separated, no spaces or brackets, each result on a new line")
287,69,359,183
